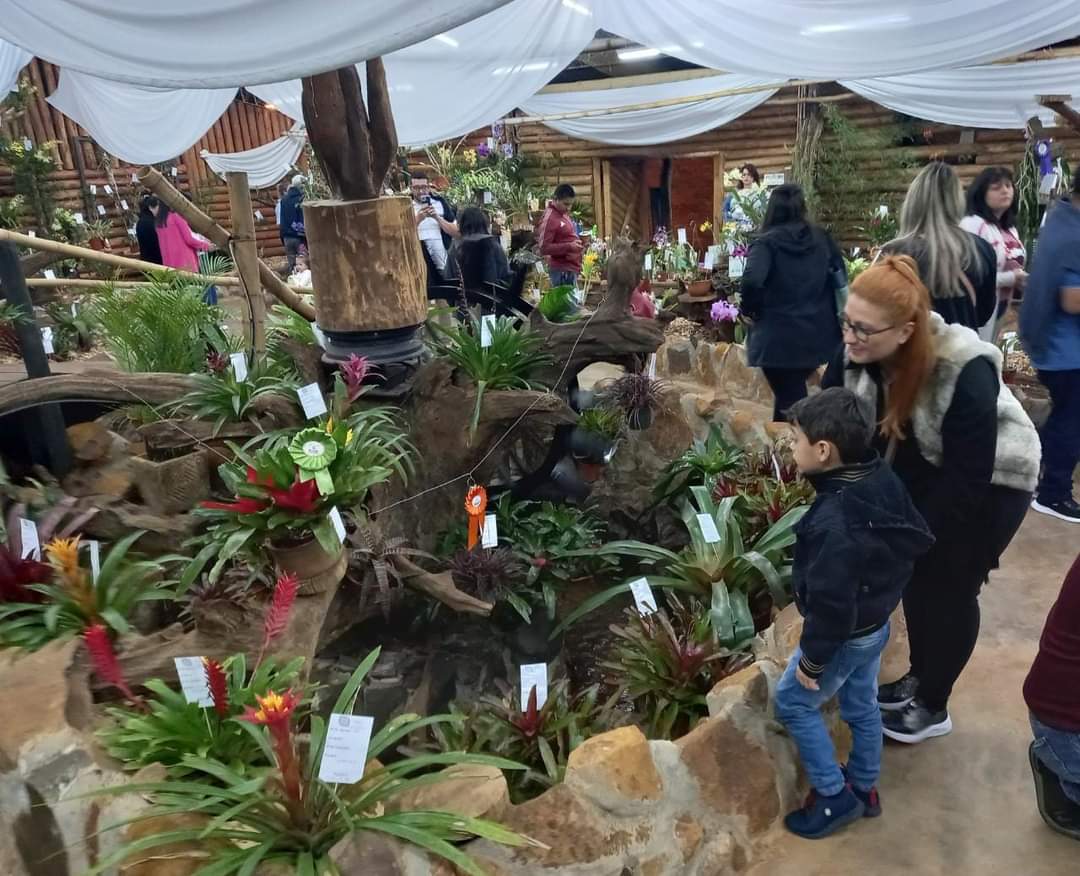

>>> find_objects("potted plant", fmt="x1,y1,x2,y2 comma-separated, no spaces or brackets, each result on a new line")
85,219,112,251
602,372,666,430
570,407,622,466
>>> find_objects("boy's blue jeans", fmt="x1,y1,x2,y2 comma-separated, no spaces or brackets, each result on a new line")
775,622,891,797
1031,712,1080,805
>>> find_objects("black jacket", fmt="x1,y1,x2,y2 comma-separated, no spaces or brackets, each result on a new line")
793,455,934,679
278,186,305,241
135,213,162,265
741,222,845,369
881,233,996,330
446,234,511,292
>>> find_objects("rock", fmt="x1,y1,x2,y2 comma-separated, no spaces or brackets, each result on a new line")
120,813,226,875
62,457,136,500
676,710,781,835
67,421,114,463
691,832,742,876
564,725,663,814
696,341,773,406
393,763,509,821
693,390,722,418
764,421,795,443
662,339,694,375
707,663,771,717
329,834,407,876
673,814,704,861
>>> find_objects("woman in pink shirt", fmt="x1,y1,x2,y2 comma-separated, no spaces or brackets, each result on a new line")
148,197,211,271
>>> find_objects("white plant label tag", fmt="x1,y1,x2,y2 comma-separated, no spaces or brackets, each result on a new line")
18,518,40,560
254,210,264,221
296,383,327,419
647,353,657,379
131,172,139,183
41,327,54,355
171,166,178,177
763,172,785,186
703,247,716,270
312,324,328,348
104,184,113,195
43,269,55,279
852,247,861,257
629,577,657,616
529,197,540,212
877,204,889,218
644,253,652,271
480,314,496,348
73,212,84,225
697,513,722,544
319,713,374,784
229,352,248,382
120,199,129,210
27,230,35,238
89,184,97,195
481,513,498,548
483,190,493,204
486,136,496,151
128,226,137,238
96,204,107,216
328,507,347,544
174,656,212,706
22,138,32,150
88,539,101,583
677,227,687,245
573,286,585,305
71,302,78,317
520,663,548,710
728,256,746,279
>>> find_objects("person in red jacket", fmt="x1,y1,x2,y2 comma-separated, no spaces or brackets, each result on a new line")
536,183,583,288
1024,550,1080,840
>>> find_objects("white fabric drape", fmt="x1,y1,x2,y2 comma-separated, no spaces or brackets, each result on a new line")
0,0,514,88
0,40,31,94
520,73,777,145
47,71,236,164
845,57,1080,129
201,124,306,189
594,0,1080,79
250,0,596,147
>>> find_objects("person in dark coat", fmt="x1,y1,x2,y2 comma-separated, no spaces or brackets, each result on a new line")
278,175,306,271
135,195,162,265
740,184,846,421
446,208,531,316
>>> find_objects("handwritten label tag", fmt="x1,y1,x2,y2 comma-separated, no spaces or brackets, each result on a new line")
88,539,101,582
481,513,498,548
728,256,746,279
96,204,107,216
763,172,785,186
104,184,113,195
19,519,40,560
296,383,327,419
318,713,373,784
644,253,652,271
174,656,212,706
89,184,97,195
483,190,493,204
73,212,84,225
647,353,657,379
703,246,717,270
120,199,129,210
44,269,55,280
520,663,548,710
480,314,496,348
628,577,657,616
229,352,248,382
312,324,327,348
41,327,54,355
170,166,178,177
486,137,496,151
677,227,687,245
328,507,346,544
696,513,722,544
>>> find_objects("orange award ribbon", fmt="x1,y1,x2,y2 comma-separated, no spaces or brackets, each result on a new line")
465,485,488,549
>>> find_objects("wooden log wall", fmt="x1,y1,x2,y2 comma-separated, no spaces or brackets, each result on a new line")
0,59,297,262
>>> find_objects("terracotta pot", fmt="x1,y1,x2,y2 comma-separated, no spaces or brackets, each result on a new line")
687,279,713,298
88,237,106,251
268,536,348,596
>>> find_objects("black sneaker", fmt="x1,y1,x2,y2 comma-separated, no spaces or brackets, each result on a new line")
784,786,865,839
1029,742,1080,840
881,699,952,744
878,673,919,712
1031,498,1080,524
841,765,882,817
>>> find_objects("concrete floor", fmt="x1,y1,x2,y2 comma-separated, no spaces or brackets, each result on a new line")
748,510,1080,876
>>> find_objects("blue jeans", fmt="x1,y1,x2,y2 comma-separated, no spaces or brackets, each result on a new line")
775,622,891,796
1036,369,1080,505
549,269,577,288
1031,713,1080,805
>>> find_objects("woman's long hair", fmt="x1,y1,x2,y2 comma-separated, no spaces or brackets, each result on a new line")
762,184,807,230
849,254,937,440
966,166,1017,229
150,197,171,228
736,162,760,191
886,162,976,301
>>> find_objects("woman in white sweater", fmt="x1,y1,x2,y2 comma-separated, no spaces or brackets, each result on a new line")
960,166,1028,341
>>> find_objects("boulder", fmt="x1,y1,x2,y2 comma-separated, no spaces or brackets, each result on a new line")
62,457,136,500
66,421,115,463
563,725,663,814
696,341,773,406
392,763,509,822
660,339,694,376
706,662,771,717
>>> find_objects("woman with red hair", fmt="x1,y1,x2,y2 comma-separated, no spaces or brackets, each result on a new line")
825,255,1039,742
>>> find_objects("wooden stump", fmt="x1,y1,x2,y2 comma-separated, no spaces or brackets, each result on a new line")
303,196,427,332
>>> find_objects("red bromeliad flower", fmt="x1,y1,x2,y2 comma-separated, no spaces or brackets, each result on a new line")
266,476,320,514
340,354,372,402
200,496,269,514
0,545,52,603
511,686,543,739
241,690,304,817
257,572,299,667
203,658,229,718
84,623,143,708
206,351,229,374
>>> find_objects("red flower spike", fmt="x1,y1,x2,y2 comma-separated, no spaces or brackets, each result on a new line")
256,572,299,668
240,690,304,818
204,658,229,718
512,686,542,739
84,623,143,708
266,476,320,514
246,467,276,488
200,497,270,514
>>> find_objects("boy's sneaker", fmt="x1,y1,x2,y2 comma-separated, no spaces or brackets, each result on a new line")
1028,742,1080,840
1031,497,1080,524
841,765,882,817
878,673,919,711
784,786,865,839
881,699,952,743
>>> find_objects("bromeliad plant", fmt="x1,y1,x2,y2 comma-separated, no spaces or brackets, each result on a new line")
555,486,807,649
0,531,169,651
651,425,745,510
171,357,299,435
602,595,753,739
85,648,532,876
427,314,551,442
536,284,580,323
98,653,308,778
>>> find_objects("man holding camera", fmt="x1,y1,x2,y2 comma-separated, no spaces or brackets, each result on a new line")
411,171,459,296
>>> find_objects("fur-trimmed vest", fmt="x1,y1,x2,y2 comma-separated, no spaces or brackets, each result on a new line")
844,314,1040,493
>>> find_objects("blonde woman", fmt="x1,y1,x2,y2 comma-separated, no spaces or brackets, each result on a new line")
824,255,1038,742
882,162,997,330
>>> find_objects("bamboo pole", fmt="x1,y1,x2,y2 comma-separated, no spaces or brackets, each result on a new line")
0,228,241,285
226,171,266,353
25,278,156,290
138,167,317,320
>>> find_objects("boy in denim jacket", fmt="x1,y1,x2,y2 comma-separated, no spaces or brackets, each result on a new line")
775,388,934,838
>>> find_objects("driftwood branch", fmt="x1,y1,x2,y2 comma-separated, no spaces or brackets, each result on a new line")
389,555,492,616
